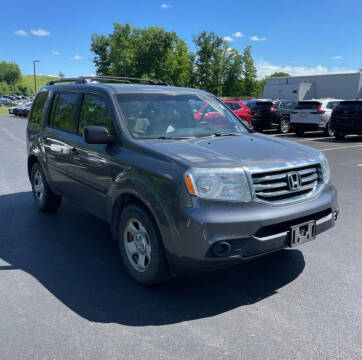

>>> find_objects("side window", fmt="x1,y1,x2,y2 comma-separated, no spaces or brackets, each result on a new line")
78,94,112,134
232,103,242,110
29,91,49,125
226,102,235,110
49,92,79,132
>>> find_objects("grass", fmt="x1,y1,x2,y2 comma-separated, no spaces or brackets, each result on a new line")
21,75,59,91
0,107,9,115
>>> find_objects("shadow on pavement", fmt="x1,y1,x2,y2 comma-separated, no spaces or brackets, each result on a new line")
0,191,305,326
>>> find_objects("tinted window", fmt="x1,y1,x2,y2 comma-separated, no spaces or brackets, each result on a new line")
256,102,273,109
231,102,242,110
50,93,79,132
224,102,235,110
295,102,320,110
326,101,340,110
79,94,112,134
29,91,48,125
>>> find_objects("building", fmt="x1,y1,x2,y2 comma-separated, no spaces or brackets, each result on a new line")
263,71,362,101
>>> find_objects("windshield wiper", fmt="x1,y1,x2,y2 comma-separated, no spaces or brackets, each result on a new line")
201,132,243,138
145,136,194,140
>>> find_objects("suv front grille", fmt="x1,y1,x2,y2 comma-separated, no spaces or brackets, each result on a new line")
251,164,321,203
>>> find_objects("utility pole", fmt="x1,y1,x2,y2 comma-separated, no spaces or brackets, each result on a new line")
33,60,40,94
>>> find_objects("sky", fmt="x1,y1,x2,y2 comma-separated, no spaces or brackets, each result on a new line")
1,0,362,80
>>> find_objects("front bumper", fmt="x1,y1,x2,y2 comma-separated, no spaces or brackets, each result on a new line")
168,184,338,274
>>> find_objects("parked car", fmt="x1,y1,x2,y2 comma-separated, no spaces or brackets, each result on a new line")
248,101,276,132
18,103,32,117
0,96,13,107
330,100,362,139
290,99,341,136
273,100,298,134
27,76,338,285
222,100,251,125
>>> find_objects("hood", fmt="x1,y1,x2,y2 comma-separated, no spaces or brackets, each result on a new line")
139,133,320,168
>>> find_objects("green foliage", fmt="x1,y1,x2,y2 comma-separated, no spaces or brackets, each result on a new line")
91,23,192,86
0,81,10,94
0,61,21,85
58,72,65,77
269,72,290,78
241,46,257,96
91,23,259,97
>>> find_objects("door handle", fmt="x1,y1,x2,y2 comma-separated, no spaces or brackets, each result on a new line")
70,147,79,155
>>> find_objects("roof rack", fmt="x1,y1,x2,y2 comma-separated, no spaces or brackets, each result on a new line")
46,76,169,86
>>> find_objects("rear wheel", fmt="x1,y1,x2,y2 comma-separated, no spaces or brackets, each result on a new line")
334,132,346,140
324,122,334,137
30,162,62,212
279,118,290,134
118,204,169,286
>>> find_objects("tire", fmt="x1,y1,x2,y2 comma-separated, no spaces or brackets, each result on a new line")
324,122,334,137
334,132,345,140
295,129,304,136
30,162,62,212
118,204,169,286
279,118,290,134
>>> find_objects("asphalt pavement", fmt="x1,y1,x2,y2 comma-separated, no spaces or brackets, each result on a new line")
0,115,361,360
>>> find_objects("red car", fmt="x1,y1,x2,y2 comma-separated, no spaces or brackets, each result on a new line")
222,100,251,125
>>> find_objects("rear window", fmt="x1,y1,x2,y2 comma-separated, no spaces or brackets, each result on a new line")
337,101,362,111
255,102,273,109
29,91,48,125
326,101,340,109
295,101,320,110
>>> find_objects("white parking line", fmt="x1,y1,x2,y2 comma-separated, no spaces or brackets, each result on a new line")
0,127,26,145
320,144,362,151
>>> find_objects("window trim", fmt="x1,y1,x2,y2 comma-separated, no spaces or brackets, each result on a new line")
28,90,49,126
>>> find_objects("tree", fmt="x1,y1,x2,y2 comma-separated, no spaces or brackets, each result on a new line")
58,72,64,77
269,72,290,78
192,31,229,96
241,46,257,96
222,49,243,96
0,61,21,85
91,23,192,86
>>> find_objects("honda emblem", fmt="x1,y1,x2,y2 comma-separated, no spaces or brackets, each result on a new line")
287,172,301,190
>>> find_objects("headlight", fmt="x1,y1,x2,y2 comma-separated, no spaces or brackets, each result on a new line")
318,152,330,184
184,167,251,201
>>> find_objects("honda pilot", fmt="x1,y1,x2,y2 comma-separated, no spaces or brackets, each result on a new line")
26,77,339,285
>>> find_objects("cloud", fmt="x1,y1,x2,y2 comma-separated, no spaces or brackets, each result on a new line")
50,50,60,55
223,36,234,42
71,54,83,61
251,35,266,41
14,29,28,36
255,59,355,80
232,32,244,38
31,28,51,37
331,56,343,60
161,3,172,8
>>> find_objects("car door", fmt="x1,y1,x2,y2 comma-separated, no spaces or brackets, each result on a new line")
65,92,116,220
42,91,81,195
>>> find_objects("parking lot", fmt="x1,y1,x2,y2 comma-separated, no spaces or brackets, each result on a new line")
0,114,361,359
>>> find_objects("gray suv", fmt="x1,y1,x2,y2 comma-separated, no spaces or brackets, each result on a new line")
26,77,339,285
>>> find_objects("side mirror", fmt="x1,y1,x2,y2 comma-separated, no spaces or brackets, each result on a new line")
83,126,114,144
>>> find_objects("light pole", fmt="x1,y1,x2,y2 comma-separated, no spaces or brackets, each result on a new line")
33,60,40,94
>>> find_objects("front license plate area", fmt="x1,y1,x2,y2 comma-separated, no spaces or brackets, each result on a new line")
290,221,316,247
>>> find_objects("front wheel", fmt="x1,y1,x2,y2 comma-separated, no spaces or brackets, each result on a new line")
118,205,169,286
30,162,62,212
279,118,290,134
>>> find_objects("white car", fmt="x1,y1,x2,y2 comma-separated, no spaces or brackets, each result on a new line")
290,99,342,136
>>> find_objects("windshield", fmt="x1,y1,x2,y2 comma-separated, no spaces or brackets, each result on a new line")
116,93,248,139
